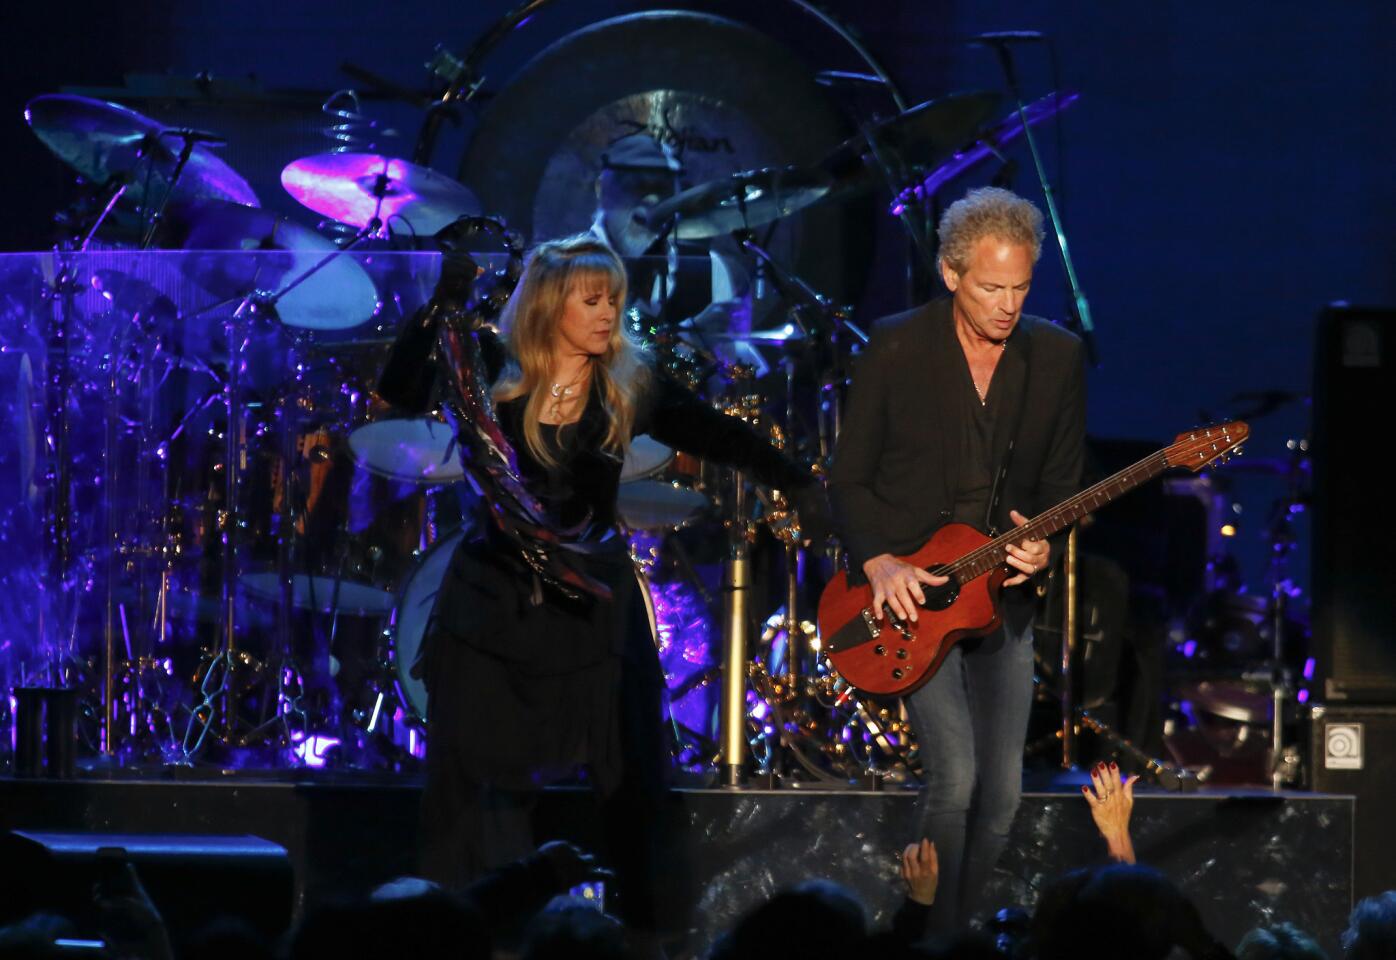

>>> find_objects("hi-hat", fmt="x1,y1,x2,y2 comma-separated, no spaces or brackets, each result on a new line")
281,153,481,236
173,199,379,330
643,165,832,240
25,93,258,209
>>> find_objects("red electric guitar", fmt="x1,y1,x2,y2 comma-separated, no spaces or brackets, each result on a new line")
816,421,1250,696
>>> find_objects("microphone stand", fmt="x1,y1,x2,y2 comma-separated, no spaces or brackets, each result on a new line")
981,39,1099,366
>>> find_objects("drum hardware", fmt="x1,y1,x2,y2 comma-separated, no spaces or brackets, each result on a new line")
24,94,258,249
169,223,390,758
719,474,754,789
889,90,1080,214
173,199,380,332
977,38,1096,360
320,89,400,154
1037,522,1213,791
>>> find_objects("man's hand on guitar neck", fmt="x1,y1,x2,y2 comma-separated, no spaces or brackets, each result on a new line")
1002,509,1050,587
863,555,949,623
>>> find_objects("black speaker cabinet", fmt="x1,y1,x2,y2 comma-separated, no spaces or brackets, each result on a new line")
1309,703,1396,899
0,831,293,947
1313,305,1396,701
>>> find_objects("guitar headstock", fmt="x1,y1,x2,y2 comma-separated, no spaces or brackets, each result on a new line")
1165,421,1250,472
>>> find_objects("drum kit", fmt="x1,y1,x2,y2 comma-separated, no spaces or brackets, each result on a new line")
7,7,1086,780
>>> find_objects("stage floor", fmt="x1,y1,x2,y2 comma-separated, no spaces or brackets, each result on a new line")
0,773,1353,956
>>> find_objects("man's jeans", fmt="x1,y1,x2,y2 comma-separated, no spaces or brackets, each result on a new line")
903,610,1035,935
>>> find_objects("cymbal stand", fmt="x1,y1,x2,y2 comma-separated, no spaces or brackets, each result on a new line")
979,39,1097,362
37,261,84,696
1262,441,1307,789
1038,528,1199,790
719,467,753,788
74,174,130,251
1061,524,1079,768
110,326,200,763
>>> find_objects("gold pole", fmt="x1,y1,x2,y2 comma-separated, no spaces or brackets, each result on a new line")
720,544,751,788
720,470,752,788
1061,525,1079,769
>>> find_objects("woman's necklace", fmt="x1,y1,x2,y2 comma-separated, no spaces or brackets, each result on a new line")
546,365,589,422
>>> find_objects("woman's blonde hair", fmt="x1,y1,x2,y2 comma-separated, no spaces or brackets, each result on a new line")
493,234,650,467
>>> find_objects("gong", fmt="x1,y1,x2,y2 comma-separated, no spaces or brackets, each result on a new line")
457,10,872,303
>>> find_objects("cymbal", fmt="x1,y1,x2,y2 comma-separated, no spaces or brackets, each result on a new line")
643,165,832,240
25,94,258,209
895,91,1080,206
681,322,809,346
172,199,379,330
821,90,1003,189
281,153,481,236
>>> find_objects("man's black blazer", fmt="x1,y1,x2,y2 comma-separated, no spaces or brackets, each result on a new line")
828,297,1087,582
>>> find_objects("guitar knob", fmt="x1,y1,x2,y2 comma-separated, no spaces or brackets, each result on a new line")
891,668,904,680
896,648,908,660
874,645,886,656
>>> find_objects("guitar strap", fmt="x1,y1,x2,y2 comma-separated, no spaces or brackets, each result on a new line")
983,330,1032,538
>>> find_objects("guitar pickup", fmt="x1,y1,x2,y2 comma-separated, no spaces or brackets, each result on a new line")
860,608,882,638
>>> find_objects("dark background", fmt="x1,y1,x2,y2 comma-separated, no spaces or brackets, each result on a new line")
4,0,1394,600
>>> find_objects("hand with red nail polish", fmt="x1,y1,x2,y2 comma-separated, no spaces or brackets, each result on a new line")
1083,760,1139,864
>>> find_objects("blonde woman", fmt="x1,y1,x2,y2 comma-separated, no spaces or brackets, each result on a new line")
379,233,825,932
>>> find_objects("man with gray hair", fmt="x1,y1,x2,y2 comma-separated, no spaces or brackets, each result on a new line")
829,186,1087,935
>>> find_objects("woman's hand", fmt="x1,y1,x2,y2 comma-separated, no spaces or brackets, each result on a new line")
1083,761,1139,864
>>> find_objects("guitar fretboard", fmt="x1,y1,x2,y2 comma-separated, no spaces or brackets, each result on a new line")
933,451,1176,582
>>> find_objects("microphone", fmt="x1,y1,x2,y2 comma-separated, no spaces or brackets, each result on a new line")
160,127,228,147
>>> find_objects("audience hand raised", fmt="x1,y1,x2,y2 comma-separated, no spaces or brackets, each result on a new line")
899,838,939,906
1083,761,1139,864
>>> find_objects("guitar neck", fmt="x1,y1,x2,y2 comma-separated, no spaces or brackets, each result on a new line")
941,450,1172,582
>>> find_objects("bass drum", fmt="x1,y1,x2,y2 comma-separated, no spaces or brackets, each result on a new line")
457,10,871,304
392,527,465,722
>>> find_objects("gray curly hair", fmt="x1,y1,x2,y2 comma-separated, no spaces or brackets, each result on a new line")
936,187,1046,275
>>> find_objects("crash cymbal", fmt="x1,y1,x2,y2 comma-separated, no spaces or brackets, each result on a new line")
894,90,1080,207
25,94,258,209
281,153,481,237
820,90,1003,190
172,199,379,330
643,165,832,240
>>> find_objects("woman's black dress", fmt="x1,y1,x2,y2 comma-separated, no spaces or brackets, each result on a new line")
378,320,809,921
